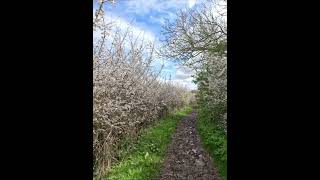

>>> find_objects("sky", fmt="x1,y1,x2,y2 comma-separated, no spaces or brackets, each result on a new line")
93,0,207,90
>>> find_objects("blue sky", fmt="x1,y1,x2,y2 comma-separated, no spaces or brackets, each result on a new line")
93,0,206,90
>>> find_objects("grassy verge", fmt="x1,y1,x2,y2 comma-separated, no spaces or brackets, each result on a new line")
197,108,227,180
106,106,193,180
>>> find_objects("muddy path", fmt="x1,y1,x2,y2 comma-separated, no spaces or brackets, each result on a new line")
157,111,221,180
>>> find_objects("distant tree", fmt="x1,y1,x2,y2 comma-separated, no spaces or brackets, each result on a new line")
160,0,227,132
160,0,226,68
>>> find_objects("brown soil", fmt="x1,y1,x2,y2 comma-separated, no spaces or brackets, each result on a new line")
157,112,221,180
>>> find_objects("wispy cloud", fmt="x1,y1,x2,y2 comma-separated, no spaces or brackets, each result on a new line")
154,61,197,90
188,0,197,8
175,66,194,80
104,14,157,43
124,0,187,15
122,0,203,28
171,65,196,90
149,15,166,25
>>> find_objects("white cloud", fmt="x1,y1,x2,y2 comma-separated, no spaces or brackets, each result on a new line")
93,14,160,55
104,15,156,43
171,78,197,90
158,77,197,90
125,0,186,15
93,8,157,42
157,63,197,90
124,0,201,17
172,65,197,90
149,15,166,25
175,66,193,79
188,0,197,8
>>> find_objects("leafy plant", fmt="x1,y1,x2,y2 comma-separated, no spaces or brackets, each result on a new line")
107,107,193,180
197,107,227,180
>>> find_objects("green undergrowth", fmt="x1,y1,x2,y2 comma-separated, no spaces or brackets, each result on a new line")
197,107,227,180
106,106,193,180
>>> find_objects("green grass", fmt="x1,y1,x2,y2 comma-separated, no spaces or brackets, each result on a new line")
197,108,227,180
106,106,193,180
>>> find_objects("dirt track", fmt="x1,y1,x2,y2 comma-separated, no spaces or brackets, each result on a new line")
158,112,221,180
